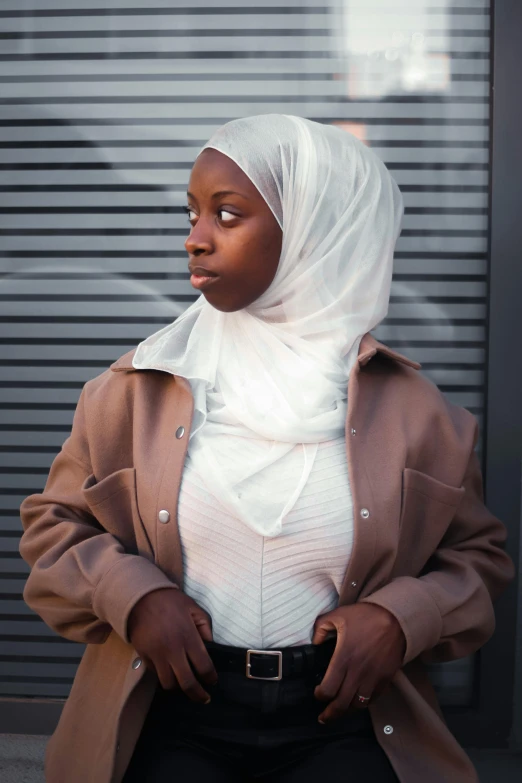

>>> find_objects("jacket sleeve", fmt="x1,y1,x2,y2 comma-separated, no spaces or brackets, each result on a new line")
19,383,180,646
360,418,515,665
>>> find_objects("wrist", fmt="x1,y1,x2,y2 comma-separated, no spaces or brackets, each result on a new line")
372,604,407,655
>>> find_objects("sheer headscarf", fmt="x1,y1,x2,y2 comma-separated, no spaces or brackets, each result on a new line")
132,114,404,537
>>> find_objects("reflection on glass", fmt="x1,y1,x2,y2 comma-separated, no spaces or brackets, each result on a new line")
0,0,491,707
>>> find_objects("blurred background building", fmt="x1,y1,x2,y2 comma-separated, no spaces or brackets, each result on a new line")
0,0,520,764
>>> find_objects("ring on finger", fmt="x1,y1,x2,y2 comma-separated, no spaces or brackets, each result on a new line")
355,692,371,706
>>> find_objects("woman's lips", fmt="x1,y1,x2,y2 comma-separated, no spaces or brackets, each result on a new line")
190,273,220,290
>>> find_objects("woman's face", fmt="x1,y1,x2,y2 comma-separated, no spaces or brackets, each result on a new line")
185,148,283,313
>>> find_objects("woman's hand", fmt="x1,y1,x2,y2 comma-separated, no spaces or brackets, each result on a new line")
311,603,406,724
127,587,218,704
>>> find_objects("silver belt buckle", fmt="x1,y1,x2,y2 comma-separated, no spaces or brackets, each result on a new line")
246,649,283,680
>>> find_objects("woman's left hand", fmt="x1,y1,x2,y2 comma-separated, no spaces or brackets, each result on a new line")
311,603,407,724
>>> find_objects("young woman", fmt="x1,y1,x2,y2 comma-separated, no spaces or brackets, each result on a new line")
19,115,514,783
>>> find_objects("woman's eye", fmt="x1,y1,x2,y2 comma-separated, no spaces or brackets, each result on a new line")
218,209,236,222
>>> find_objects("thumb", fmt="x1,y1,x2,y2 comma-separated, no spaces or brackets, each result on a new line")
311,613,337,645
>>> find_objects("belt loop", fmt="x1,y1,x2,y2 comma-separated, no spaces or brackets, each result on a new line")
292,648,304,676
303,645,317,680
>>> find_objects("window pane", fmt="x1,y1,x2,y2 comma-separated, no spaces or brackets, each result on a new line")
0,0,491,706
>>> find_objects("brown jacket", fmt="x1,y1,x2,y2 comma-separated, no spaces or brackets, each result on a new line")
19,333,514,783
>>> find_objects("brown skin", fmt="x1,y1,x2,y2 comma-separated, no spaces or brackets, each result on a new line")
311,604,406,723
127,147,407,718
127,588,217,704
184,147,283,313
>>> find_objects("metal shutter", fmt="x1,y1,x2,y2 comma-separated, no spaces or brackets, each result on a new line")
0,0,490,706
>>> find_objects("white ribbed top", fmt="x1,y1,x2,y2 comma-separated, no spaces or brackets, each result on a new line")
176,434,354,648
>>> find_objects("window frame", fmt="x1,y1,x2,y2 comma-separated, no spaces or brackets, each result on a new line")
1,0,520,747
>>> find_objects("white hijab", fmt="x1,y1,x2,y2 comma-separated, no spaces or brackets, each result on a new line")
132,114,404,537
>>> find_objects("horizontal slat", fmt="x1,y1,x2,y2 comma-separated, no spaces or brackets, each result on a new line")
0,235,489,254
0,80,489,102
0,474,56,488
0,57,490,78
0,454,65,469
439,391,482,408
0,101,490,120
0,0,487,10
0,681,71,697
0,171,489,190
0,0,356,9
0,211,490,230
0,661,79,677
0,326,488,344
0,261,493,280
0,433,83,450
0,14,332,34
0,538,23,552
0,641,82,658
0,125,491,145
0,192,491,212
0,557,29,571
0,620,76,637
0,12,490,35
0,601,35,614
370,324,486,341
0,147,490,170
0,33,490,56
0,579,29,594
0,301,491,321
0,279,489,297
0,323,487,344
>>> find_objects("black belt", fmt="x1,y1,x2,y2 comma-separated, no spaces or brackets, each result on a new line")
204,636,337,682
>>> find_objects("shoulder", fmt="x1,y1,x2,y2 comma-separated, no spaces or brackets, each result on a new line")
80,347,178,421
365,351,479,460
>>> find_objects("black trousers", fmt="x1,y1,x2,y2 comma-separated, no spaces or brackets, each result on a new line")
122,641,400,783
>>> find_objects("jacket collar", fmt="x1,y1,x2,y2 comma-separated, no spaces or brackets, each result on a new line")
109,332,421,373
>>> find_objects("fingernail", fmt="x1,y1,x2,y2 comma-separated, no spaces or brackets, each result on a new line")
318,717,325,724
204,697,211,704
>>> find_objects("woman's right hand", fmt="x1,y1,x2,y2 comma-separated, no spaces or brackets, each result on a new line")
127,587,218,704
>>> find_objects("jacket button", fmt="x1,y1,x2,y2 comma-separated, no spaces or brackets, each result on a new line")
351,581,357,588
384,725,394,735
360,508,370,519
176,426,185,439
350,428,356,436
158,509,170,524
132,657,142,670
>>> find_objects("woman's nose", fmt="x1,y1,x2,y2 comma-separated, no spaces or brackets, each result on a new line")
185,223,213,256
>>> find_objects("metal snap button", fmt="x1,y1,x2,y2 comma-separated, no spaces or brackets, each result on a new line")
384,725,394,735
360,508,370,519
351,581,357,588
175,426,185,439
158,509,170,524
132,657,142,670
350,428,356,435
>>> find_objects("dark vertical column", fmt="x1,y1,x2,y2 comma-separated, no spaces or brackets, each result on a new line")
482,0,522,748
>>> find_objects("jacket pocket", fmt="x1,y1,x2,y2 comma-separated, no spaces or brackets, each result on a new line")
395,468,465,577
82,467,153,559
403,468,465,508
